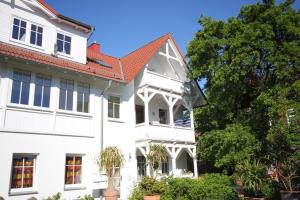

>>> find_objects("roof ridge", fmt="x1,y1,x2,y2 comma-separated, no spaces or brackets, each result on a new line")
121,32,170,59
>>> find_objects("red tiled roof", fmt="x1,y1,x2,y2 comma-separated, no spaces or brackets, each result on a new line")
120,33,187,83
36,0,58,15
0,33,186,84
0,42,123,82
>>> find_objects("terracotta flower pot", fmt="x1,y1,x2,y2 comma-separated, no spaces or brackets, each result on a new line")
144,195,160,200
280,191,300,200
104,188,118,200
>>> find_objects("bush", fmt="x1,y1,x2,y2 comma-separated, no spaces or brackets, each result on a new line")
129,177,166,200
129,174,238,200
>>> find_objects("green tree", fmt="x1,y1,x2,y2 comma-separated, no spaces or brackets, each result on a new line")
188,0,300,182
197,124,261,173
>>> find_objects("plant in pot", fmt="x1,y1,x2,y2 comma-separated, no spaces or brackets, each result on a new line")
144,144,167,200
96,146,124,200
266,118,300,200
139,176,166,200
235,160,268,200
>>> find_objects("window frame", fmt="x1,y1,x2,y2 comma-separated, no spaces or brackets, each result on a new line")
10,16,45,49
10,154,38,194
64,154,85,190
11,17,27,42
59,79,74,111
108,95,121,119
56,32,72,55
33,74,51,108
30,23,43,47
76,82,90,113
10,69,31,105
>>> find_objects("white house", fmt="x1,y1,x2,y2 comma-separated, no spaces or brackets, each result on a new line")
0,0,206,199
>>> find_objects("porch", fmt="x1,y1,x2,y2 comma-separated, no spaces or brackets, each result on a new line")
135,140,198,179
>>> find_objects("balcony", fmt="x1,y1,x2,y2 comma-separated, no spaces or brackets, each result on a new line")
138,69,185,94
135,123,195,143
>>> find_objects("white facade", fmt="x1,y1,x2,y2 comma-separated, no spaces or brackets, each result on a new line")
0,1,205,200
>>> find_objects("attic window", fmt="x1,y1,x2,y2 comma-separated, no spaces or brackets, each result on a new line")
91,58,112,68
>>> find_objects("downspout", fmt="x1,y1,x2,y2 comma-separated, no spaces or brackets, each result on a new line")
101,80,112,151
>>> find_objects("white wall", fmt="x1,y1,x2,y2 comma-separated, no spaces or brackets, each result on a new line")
0,0,88,64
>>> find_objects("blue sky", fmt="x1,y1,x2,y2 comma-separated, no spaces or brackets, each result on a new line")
46,0,299,58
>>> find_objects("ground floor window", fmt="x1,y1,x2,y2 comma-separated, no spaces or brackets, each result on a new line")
161,157,169,174
65,155,82,185
11,154,36,189
137,156,146,176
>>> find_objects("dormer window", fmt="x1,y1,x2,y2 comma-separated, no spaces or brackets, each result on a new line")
12,18,26,41
30,24,43,47
57,33,71,55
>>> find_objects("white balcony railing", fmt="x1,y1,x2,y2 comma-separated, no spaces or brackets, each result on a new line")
135,123,195,143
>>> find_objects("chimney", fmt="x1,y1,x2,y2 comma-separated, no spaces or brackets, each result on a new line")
88,41,101,54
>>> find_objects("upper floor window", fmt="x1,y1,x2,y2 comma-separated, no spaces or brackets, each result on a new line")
59,79,74,111
11,154,36,189
65,155,82,185
11,70,31,105
12,18,27,42
77,83,90,113
57,33,71,55
108,96,120,119
34,74,51,108
30,24,43,47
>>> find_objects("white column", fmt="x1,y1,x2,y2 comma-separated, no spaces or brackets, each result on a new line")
171,146,176,177
169,105,174,127
146,145,151,176
144,89,149,127
190,110,194,129
193,157,198,177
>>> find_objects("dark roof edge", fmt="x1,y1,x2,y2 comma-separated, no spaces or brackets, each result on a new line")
58,14,93,31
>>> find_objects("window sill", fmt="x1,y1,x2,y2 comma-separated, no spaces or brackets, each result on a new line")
174,126,192,130
9,189,38,196
56,110,92,118
108,118,124,123
64,185,86,191
57,52,73,60
7,103,54,114
9,38,45,51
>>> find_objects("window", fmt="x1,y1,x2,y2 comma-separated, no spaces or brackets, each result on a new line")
65,156,82,185
12,18,26,41
137,156,146,177
59,79,74,111
161,157,169,174
57,33,71,55
108,96,120,119
11,70,31,105
34,74,51,108
159,109,167,124
77,83,90,113
135,105,145,124
11,155,36,189
30,24,43,46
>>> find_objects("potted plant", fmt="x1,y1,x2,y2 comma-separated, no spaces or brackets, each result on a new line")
236,160,268,200
274,159,300,200
97,146,124,200
140,176,166,200
143,144,167,200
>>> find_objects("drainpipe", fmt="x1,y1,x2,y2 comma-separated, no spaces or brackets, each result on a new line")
101,80,112,151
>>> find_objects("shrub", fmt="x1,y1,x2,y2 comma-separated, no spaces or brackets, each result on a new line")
129,176,166,200
129,174,238,200
78,194,95,200
45,193,61,200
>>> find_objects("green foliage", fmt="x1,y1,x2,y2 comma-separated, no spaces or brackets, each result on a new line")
129,176,166,200
146,144,167,178
162,174,238,200
235,160,267,197
78,194,94,200
96,146,124,188
197,124,261,173
45,193,61,200
188,0,300,192
129,174,238,200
